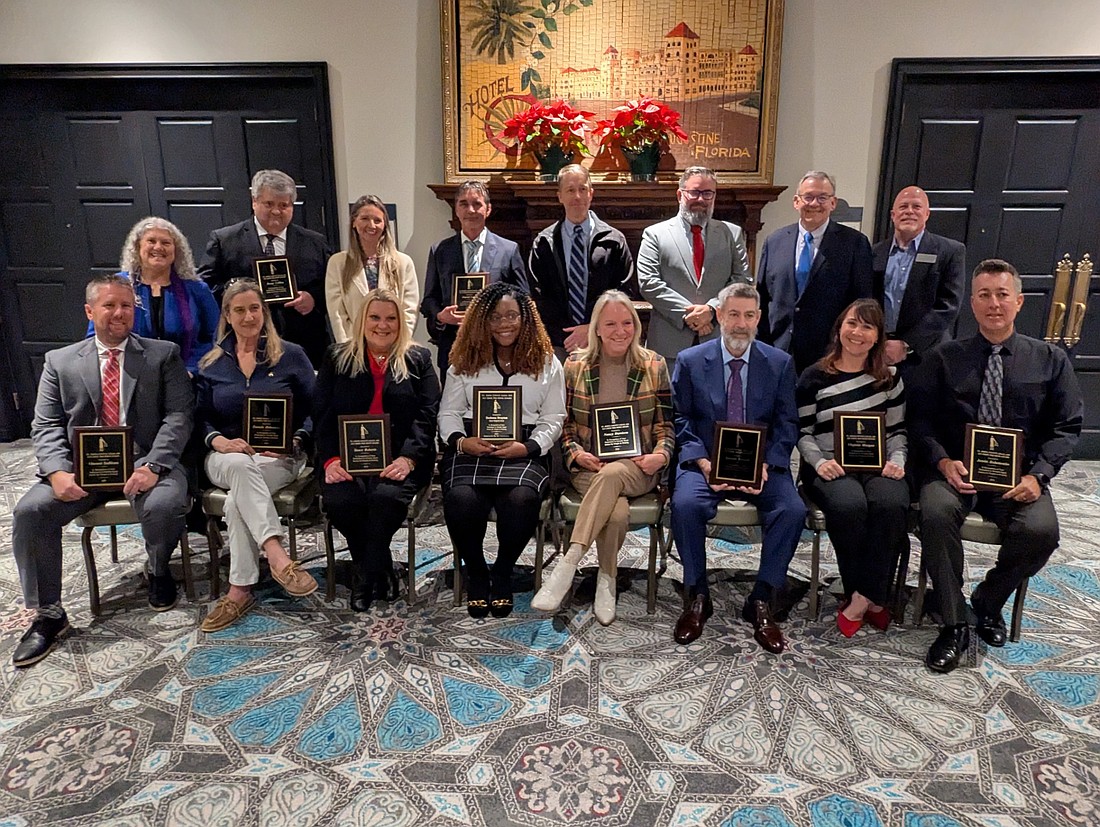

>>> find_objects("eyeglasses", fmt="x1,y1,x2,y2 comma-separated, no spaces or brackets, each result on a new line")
680,189,717,201
489,311,521,326
797,193,835,204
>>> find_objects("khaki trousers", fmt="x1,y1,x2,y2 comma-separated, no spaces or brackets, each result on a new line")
569,459,658,577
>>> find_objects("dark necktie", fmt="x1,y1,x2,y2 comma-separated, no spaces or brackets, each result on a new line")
796,231,813,295
977,344,1003,426
465,239,480,272
264,233,277,256
568,223,588,326
102,348,120,426
726,358,745,422
691,225,704,285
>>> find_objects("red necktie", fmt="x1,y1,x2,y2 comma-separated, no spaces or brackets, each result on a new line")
691,225,704,285
102,349,120,426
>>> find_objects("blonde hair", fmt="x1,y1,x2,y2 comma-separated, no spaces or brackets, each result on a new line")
341,195,405,300
333,288,412,381
198,279,285,369
576,290,650,370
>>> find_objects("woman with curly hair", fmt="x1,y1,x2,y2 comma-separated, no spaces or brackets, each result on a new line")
796,298,909,637
438,282,566,618
104,217,220,373
325,195,419,342
531,291,673,625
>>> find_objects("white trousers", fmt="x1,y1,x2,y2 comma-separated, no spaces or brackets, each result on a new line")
204,451,303,587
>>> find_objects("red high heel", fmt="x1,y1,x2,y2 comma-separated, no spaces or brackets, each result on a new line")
837,600,863,638
865,605,892,631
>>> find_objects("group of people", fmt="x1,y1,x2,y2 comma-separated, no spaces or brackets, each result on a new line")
9,165,1082,679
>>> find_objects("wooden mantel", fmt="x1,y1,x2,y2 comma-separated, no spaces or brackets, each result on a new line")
428,181,786,272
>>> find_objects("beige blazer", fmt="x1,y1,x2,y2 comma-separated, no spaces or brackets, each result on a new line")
325,249,420,342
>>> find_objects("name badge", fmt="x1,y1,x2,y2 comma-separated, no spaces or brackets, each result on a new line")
915,253,937,264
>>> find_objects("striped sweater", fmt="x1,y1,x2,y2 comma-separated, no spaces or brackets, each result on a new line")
795,365,906,471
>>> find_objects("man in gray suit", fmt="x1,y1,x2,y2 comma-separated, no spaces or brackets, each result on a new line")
11,274,193,667
637,166,751,359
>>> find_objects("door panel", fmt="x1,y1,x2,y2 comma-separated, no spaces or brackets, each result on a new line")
0,64,338,439
878,59,1100,457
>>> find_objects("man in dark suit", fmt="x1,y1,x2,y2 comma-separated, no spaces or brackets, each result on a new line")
11,274,193,667
197,169,332,367
872,186,966,377
528,165,635,356
670,282,806,653
758,170,873,374
421,180,527,376
911,259,1082,674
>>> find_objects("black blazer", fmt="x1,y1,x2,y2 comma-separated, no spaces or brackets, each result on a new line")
528,214,637,347
757,220,873,374
313,344,441,488
197,219,333,367
420,231,527,366
872,230,966,358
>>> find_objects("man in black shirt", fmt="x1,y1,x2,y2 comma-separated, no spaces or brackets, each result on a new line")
910,258,1083,673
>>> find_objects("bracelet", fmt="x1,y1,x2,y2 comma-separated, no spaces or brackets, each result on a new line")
457,437,466,455
403,457,416,471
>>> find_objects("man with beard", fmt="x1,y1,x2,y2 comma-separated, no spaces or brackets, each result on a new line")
757,170,873,374
668,282,805,652
637,166,751,360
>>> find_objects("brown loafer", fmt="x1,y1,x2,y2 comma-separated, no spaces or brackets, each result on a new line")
272,560,318,597
743,599,787,654
674,593,713,645
201,596,256,633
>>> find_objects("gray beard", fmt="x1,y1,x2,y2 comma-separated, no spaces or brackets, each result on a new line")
680,205,713,226
723,333,753,356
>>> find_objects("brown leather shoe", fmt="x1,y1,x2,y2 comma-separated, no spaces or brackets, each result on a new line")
744,599,787,654
271,560,318,597
673,593,713,644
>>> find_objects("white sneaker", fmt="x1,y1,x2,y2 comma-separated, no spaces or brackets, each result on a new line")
531,560,577,612
594,570,616,626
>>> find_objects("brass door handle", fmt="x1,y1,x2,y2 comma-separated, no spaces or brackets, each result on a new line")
1068,301,1087,346
1046,254,1074,343
1064,253,1092,348
1046,302,1066,344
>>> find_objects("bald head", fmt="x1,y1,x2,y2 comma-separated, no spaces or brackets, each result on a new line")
890,186,930,245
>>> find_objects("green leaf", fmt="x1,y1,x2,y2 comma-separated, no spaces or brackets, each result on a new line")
529,68,542,81
538,32,552,47
531,8,546,17
524,20,536,27
580,0,593,5
521,68,532,90
563,4,578,13
541,0,552,6
532,50,545,59
543,17,558,31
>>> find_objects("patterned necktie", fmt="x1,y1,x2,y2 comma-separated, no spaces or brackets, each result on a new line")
102,348,121,427
465,239,480,272
691,225,704,285
568,223,588,326
977,344,1003,426
264,233,276,256
796,231,813,295
726,358,745,423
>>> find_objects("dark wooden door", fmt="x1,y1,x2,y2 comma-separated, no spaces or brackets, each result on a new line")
877,58,1100,457
0,64,338,439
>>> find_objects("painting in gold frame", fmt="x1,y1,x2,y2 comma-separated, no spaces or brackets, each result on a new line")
439,0,783,183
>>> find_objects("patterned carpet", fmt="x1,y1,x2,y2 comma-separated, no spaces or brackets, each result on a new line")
0,439,1098,827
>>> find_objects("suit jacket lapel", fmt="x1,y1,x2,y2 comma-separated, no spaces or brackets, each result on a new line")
551,222,570,292
481,233,498,273
744,342,764,423
78,339,102,421
669,219,695,284
121,335,145,419
703,341,726,421
626,365,644,400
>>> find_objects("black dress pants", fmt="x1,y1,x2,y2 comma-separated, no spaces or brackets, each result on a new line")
443,484,542,592
323,477,416,577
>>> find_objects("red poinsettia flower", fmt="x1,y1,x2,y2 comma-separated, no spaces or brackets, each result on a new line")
595,97,689,152
501,99,595,158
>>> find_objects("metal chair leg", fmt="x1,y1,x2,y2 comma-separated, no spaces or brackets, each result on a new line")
809,528,821,619
647,523,659,614
1010,577,1029,643
110,525,119,563
180,533,196,602
81,527,102,617
453,561,463,607
323,518,337,603
914,562,928,627
206,516,223,598
891,541,911,624
534,523,546,592
406,518,417,603
287,517,298,560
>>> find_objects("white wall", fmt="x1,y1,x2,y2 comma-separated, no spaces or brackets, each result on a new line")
3,0,1100,275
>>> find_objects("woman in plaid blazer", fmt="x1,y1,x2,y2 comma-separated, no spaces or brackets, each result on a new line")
532,290,674,624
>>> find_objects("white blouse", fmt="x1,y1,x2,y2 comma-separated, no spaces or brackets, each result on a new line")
439,356,566,456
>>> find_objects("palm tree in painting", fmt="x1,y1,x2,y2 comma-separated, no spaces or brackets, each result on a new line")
468,0,536,65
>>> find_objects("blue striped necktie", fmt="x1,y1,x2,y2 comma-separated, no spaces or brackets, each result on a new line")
796,230,813,295
977,345,1003,426
568,223,588,326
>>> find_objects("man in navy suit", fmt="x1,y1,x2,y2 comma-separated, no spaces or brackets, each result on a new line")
528,165,635,356
197,169,333,367
757,171,873,374
420,181,527,376
872,186,966,378
670,282,806,652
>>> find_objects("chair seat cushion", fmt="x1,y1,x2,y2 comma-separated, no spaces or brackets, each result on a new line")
75,498,138,527
558,488,663,525
203,469,318,518
961,512,1003,545
711,499,761,526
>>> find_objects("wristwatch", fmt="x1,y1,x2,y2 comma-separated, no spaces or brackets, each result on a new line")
1033,472,1050,489
144,462,167,476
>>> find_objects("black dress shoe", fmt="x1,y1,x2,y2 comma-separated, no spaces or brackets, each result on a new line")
674,593,713,644
12,612,71,668
927,623,970,673
350,572,377,612
742,599,787,654
374,568,400,603
148,574,178,611
974,611,1007,647
489,570,514,619
467,573,491,619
